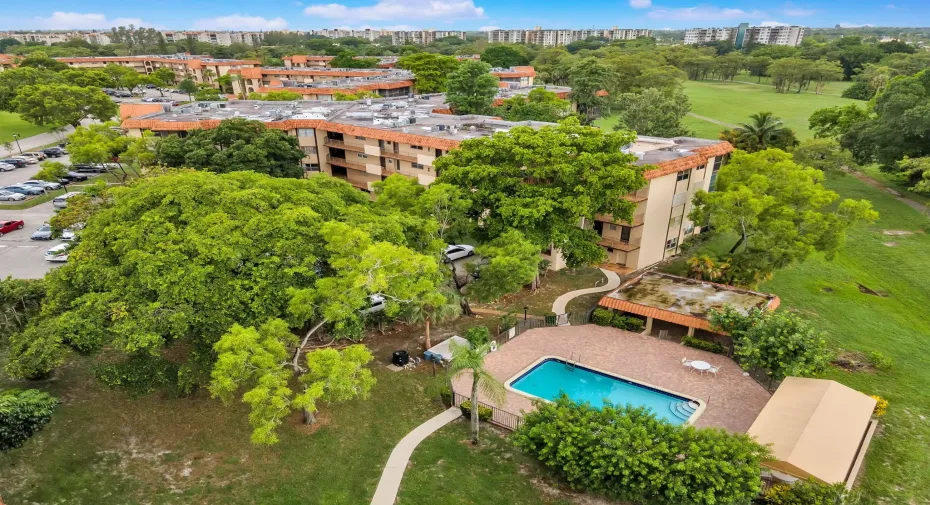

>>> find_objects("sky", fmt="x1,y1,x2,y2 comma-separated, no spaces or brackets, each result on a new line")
0,0,927,32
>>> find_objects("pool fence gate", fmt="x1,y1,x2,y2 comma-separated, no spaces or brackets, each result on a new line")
452,392,524,431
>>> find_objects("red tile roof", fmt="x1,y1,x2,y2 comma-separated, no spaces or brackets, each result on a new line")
491,66,536,78
256,80,413,96
119,103,165,120
643,141,733,180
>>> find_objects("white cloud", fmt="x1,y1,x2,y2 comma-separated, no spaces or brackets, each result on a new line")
26,12,150,29
646,6,766,21
304,0,485,21
838,22,875,28
193,15,288,30
479,25,500,31
760,20,789,26
629,0,652,8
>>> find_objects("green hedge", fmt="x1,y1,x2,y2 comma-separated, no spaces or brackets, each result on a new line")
459,400,492,421
592,308,645,332
0,389,59,452
682,335,727,354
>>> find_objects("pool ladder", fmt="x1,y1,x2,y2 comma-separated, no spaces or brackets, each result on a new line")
565,352,582,370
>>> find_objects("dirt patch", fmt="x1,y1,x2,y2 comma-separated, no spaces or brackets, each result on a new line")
882,230,914,236
832,351,877,373
292,408,332,435
821,287,834,293
856,283,888,297
883,242,898,247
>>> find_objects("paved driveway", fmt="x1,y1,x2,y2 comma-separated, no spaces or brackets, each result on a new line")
0,201,62,279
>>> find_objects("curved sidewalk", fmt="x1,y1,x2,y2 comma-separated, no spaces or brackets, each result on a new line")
551,268,622,315
370,406,462,505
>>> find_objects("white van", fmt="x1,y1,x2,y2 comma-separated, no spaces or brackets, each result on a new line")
53,191,83,209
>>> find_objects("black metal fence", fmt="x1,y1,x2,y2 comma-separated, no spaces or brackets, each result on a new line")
453,392,524,431
492,309,594,347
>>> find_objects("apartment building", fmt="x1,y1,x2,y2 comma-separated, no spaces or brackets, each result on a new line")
160,31,263,46
492,66,537,87
0,54,15,72
684,24,805,48
120,97,730,273
0,31,113,45
486,27,652,47
228,67,407,95
310,29,392,41
282,55,335,68
56,55,261,83
391,30,467,45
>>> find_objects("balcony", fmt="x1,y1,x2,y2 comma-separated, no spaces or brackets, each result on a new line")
323,138,366,152
327,155,368,172
622,189,649,203
595,213,645,227
597,237,640,252
379,149,419,163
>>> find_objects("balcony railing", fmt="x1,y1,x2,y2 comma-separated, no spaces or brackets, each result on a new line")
597,237,640,252
379,149,419,163
327,155,368,171
622,189,649,203
595,213,645,227
323,138,365,152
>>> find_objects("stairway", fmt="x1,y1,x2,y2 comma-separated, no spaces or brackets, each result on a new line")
668,400,698,421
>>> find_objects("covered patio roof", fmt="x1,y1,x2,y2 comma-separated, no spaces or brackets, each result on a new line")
747,377,878,488
598,272,780,331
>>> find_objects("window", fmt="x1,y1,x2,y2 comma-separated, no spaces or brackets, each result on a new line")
676,170,690,182
695,164,706,171
301,146,317,155
669,216,682,229
608,224,617,231
606,247,614,253
356,153,368,159
387,159,393,164
297,128,315,137
665,238,679,250
684,225,694,235
620,226,631,242
411,145,424,150
355,136,366,140
412,162,426,169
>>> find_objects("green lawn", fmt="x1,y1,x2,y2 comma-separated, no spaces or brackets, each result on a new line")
0,112,51,145
665,173,930,504
595,78,862,141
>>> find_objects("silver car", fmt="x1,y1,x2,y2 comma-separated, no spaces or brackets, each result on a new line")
23,180,62,190
0,162,15,172
0,190,26,201
31,224,53,240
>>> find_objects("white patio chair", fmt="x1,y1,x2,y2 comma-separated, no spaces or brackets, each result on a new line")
681,357,692,368
707,365,720,378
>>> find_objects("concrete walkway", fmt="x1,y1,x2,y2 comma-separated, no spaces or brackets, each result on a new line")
551,268,622,315
686,112,738,129
370,407,462,505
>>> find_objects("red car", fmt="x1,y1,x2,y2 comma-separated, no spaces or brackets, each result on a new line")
0,220,25,237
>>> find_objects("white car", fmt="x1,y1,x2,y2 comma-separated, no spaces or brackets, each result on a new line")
360,294,386,315
45,243,71,262
0,162,15,172
60,228,76,241
10,156,37,165
444,244,475,262
21,152,46,161
0,190,26,201
23,180,62,190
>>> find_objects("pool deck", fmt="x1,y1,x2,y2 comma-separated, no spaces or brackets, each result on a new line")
451,325,772,433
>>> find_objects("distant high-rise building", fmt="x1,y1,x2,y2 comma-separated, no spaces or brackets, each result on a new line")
391,30,467,45
684,24,805,48
486,27,652,47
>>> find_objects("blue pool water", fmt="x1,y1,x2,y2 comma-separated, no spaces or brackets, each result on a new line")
509,358,696,424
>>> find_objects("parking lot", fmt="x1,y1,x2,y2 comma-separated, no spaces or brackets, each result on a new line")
0,200,62,279
0,153,72,188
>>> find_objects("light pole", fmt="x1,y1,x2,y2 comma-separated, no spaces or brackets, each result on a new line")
12,133,22,154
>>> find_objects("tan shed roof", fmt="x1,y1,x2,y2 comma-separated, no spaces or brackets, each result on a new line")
748,377,877,485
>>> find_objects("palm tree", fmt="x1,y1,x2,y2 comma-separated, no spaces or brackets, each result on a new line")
202,69,216,84
448,341,505,444
735,111,790,151
405,288,462,350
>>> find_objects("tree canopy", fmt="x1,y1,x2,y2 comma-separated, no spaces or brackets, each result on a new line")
493,88,572,123
396,53,460,93
154,118,305,178
611,87,692,138
480,45,529,68
445,60,499,115
436,118,646,268
12,83,117,128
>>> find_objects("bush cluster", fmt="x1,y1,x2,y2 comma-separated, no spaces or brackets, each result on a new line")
513,397,770,505
0,389,59,452
464,326,492,347
591,308,645,332
94,354,194,397
459,400,492,421
682,335,727,354
764,478,848,505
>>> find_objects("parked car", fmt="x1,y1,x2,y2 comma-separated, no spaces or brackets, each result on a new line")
10,156,37,165
31,224,53,240
0,158,27,168
444,244,475,262
45,243,71,262
20,152,46,162
60,228,77,241
0,162,15,172
0,220,25,237
23,180,62,191
71,164,108,173
53,191,84,209
0,190,26,201
2,185,44,196
360,294,386,315
113,91,132,98
62,171,89,182
41,147,66,157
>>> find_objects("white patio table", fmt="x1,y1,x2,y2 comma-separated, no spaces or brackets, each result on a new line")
690,360,711,373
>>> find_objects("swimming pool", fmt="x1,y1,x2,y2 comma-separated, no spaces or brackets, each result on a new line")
508,357,702,425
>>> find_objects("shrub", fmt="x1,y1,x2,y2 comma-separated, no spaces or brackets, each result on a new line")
841,80,875,101
592,308,614,326
0,389,59,451
867,351,893,370
870,394,888,417
464,326,492,347
513,397,770,505
459,400,492,421
764,478,848,505
94,354,186,397
682,335,727,354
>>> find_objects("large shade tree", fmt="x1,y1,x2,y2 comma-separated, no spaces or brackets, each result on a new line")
445,60,499,115
7,171,445,385
396,53,460,93
436,118,647,268
12,84,117,128
611,87,692,138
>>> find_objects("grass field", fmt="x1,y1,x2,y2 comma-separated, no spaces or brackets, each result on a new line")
0,112,51,145
665,173,930,504
595,78,862,141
